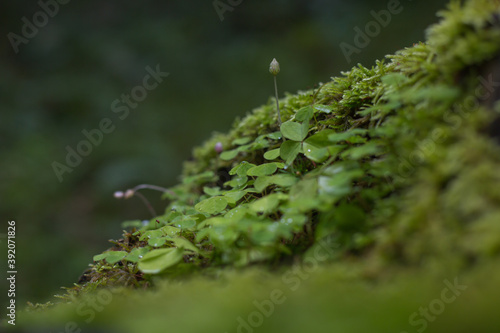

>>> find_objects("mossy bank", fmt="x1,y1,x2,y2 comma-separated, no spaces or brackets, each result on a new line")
11,0,500,332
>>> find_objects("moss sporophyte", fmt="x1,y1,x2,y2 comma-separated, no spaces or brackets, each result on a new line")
114,184,175,217
269,58,282,127
32,2,500,325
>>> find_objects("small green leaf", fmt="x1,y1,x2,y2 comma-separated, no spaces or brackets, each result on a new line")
249,194,282,214
328,129,368,143
225,206,249,221
254,176,271,192
140,229,163,241
102,251,128,264
171,237,200,254
148,237,167,247
280,140,301,165
267,132,282,140
220,149,239,161
303,146,329,163
295,106,314,121
236,143,253,152
254,174,298,192
280,121,308,141
252,136,270,150
303,130,336,163
274,162,285,169
247,163,278,177
229,161,256,177
174,219,196,229
314,104,333,113
203,186,221,196
223,190,246,204
183,171,215,185
138,248,184,274
195,196,228,215
160,226,181,237
270,174,298,187
304,130,335,148
171,215,198,229
93,253,107,262
225,175,248,189
263,148,281,160
280,214,307,229
232,137,252,145
125,247,151,263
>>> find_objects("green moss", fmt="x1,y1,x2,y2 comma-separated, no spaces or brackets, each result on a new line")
12,0,500,330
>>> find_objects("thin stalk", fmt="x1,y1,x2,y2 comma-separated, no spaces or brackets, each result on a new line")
274,75,282,126
133,191,157,218
132,184,176,197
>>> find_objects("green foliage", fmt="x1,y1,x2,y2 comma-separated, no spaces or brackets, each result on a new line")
48,0,500,310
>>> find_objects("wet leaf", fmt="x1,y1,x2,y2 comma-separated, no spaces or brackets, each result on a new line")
220,149,239,161
125,247,151,263
280,140,301,165
225,175,248,189
247,163,278,177
303,146,329,163
249,193,282,214
224,205,248,221
295,106,314,122
232,137,252,145
93,253,107,262
314,104,333,113
254,176,272,192
263,148,281,160
280,121,308,141
195,196,228,215
280,214,307,231
138,248,184,274
328,129,368,143
223,190,246,204
183,171,216,185
148,237,167,247
229,161,256,177
203,186,221,196
171,237,200,254
97,251,128,264
304,130,335,148
160,226,181,237
171,215,197,229
253,174,297,192
267,131,282,140
139,229,163,241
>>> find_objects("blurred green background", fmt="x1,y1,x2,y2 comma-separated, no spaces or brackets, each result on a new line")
0,0,448,307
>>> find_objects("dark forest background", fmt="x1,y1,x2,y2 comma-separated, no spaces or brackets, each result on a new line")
0,0,448,307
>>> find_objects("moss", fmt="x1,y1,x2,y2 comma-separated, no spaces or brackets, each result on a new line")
11,0,500,330
72,0,500,291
